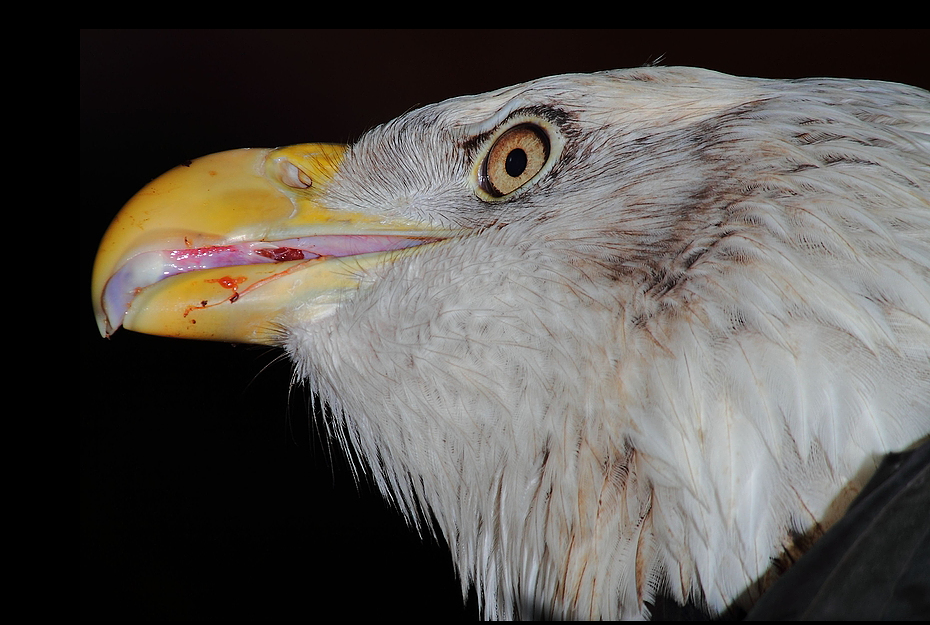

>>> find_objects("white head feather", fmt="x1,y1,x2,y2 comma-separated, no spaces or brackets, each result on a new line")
283,67,930,619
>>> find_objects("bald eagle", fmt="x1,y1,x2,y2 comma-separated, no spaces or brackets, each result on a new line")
92,67,930,619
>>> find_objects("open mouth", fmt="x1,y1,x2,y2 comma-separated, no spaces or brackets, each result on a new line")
100,234,441,339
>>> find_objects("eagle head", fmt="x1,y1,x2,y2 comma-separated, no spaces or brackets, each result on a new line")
92,67,930,619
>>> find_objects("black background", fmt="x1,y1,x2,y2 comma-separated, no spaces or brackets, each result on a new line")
81,30,929,620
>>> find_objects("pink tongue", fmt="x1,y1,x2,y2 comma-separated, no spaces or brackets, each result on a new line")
102,235,435,334
166,235,432,271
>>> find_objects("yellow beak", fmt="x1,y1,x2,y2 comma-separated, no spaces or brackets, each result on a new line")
92,144,451,345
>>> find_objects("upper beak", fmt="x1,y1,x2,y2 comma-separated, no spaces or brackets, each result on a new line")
92,144,450,345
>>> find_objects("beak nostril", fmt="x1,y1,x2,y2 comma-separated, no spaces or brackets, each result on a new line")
279,160,312,189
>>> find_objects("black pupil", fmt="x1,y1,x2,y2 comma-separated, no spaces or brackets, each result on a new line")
505,149,527,177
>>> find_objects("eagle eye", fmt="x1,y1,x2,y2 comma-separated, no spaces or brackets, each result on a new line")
477,123,551,198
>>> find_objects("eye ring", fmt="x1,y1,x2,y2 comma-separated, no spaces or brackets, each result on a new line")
474,119,559,200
